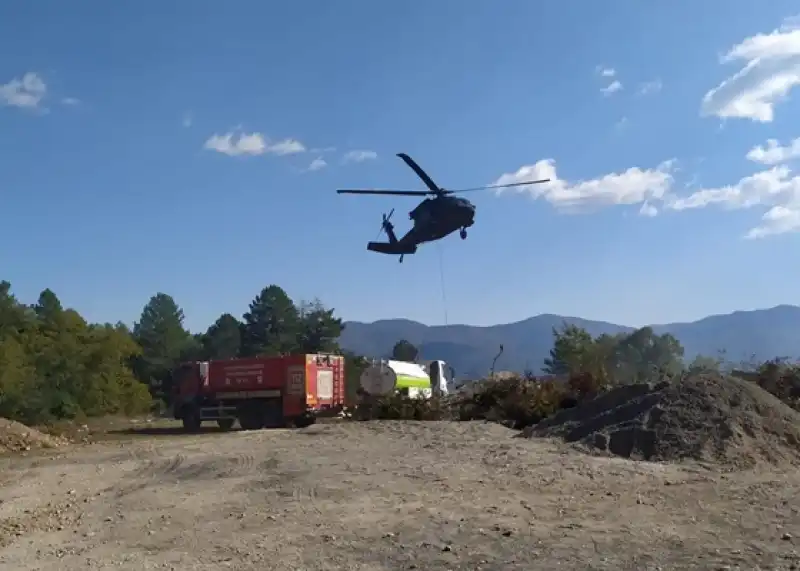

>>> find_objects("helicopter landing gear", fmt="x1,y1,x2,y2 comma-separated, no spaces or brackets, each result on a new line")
399,254,404,264
459,228,468,240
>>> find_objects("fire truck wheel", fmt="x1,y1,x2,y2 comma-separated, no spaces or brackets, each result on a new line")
294,414,316,429
238,405,264,430
217,418,235,431
181,409,202,432
261,400,285,429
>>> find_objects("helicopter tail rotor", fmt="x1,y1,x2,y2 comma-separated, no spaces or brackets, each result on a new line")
378,209,398,244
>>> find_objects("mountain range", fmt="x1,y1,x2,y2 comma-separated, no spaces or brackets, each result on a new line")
338,305,800,379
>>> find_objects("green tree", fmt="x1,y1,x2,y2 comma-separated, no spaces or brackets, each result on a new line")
0,282,152,424
391,339,419,362
202,313,242,360
687,354,722,374
241,285,300,357
75,323,151,417
613,327,685,383
33,288,64,325
132,293,191,401
0,281,33,340
178,333,205,362
297,300,343,354
0,335,36,422
26,290,89,418
542,324,595,375
343,351,369,403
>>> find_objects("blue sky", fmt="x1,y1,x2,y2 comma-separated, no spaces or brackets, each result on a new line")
2,1,800,332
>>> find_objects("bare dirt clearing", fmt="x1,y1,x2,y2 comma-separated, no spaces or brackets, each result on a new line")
1,421,799,570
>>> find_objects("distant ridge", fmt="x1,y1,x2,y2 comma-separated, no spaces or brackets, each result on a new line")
339,305,800,379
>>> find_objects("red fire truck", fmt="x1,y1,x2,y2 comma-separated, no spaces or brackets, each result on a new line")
171,354,345,432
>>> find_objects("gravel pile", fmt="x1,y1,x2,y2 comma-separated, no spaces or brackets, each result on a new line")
523,373,800,469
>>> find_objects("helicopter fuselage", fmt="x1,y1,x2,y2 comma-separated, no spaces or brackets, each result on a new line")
366,195,475,259
407,195,475,244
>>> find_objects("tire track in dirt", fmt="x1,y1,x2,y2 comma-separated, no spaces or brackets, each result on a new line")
109,452,188,498
292,483,321,515
123,448,259,488
129,452,188,480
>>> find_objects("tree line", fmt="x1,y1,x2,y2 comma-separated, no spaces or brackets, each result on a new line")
0,281,346,425
0,276,734,427
390,323,723,384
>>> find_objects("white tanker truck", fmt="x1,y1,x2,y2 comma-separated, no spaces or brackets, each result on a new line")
358,359,455,398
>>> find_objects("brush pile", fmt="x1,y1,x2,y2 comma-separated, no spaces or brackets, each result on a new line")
353,372,600,427
0,417,66,454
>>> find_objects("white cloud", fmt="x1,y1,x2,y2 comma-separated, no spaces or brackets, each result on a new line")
182,112,193,128
746,137,800,165
0,72,46,109
639,202,659,217
267,138,306,155
701,16,800,122
746,205,800,238
665,164,800,238
493,159,675,211
307,157,327,171
61,97,80,106
310,146,337,153
595,66,623,95
637,79,662,96
667,166,794,211
614,116,629,130
203,131,306,157
601,80,623,96
205,132,266,156
343,150,378,163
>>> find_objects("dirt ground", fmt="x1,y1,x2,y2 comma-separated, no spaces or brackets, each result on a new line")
1,420,799,571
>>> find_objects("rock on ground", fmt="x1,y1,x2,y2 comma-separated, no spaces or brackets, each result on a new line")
524,373,800,469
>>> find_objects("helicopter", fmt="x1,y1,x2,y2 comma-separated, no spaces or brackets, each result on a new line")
337,153,550,262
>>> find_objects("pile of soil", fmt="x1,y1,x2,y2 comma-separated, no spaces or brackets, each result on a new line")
0,418,66,453
523,373,800,468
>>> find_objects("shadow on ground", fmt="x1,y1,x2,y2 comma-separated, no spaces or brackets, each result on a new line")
108,426,236,438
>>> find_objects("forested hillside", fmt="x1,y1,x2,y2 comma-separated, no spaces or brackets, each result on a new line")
340,305,800,378
0,281,346,426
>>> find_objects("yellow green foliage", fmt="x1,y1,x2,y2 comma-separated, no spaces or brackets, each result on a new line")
0,283,153,424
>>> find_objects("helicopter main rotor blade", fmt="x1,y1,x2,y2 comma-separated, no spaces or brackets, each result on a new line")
396,153,442,193
337,189,433,196
447,179,551,193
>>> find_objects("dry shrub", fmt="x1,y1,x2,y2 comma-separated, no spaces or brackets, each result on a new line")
351,372,605,430
353,394,449,421
752,361,800,411
455,375,566,429
567,371,607,399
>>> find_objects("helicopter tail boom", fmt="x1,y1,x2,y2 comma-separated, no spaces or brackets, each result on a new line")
366,241,418,256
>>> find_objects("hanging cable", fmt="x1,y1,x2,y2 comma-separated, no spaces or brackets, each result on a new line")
436,242,449,326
